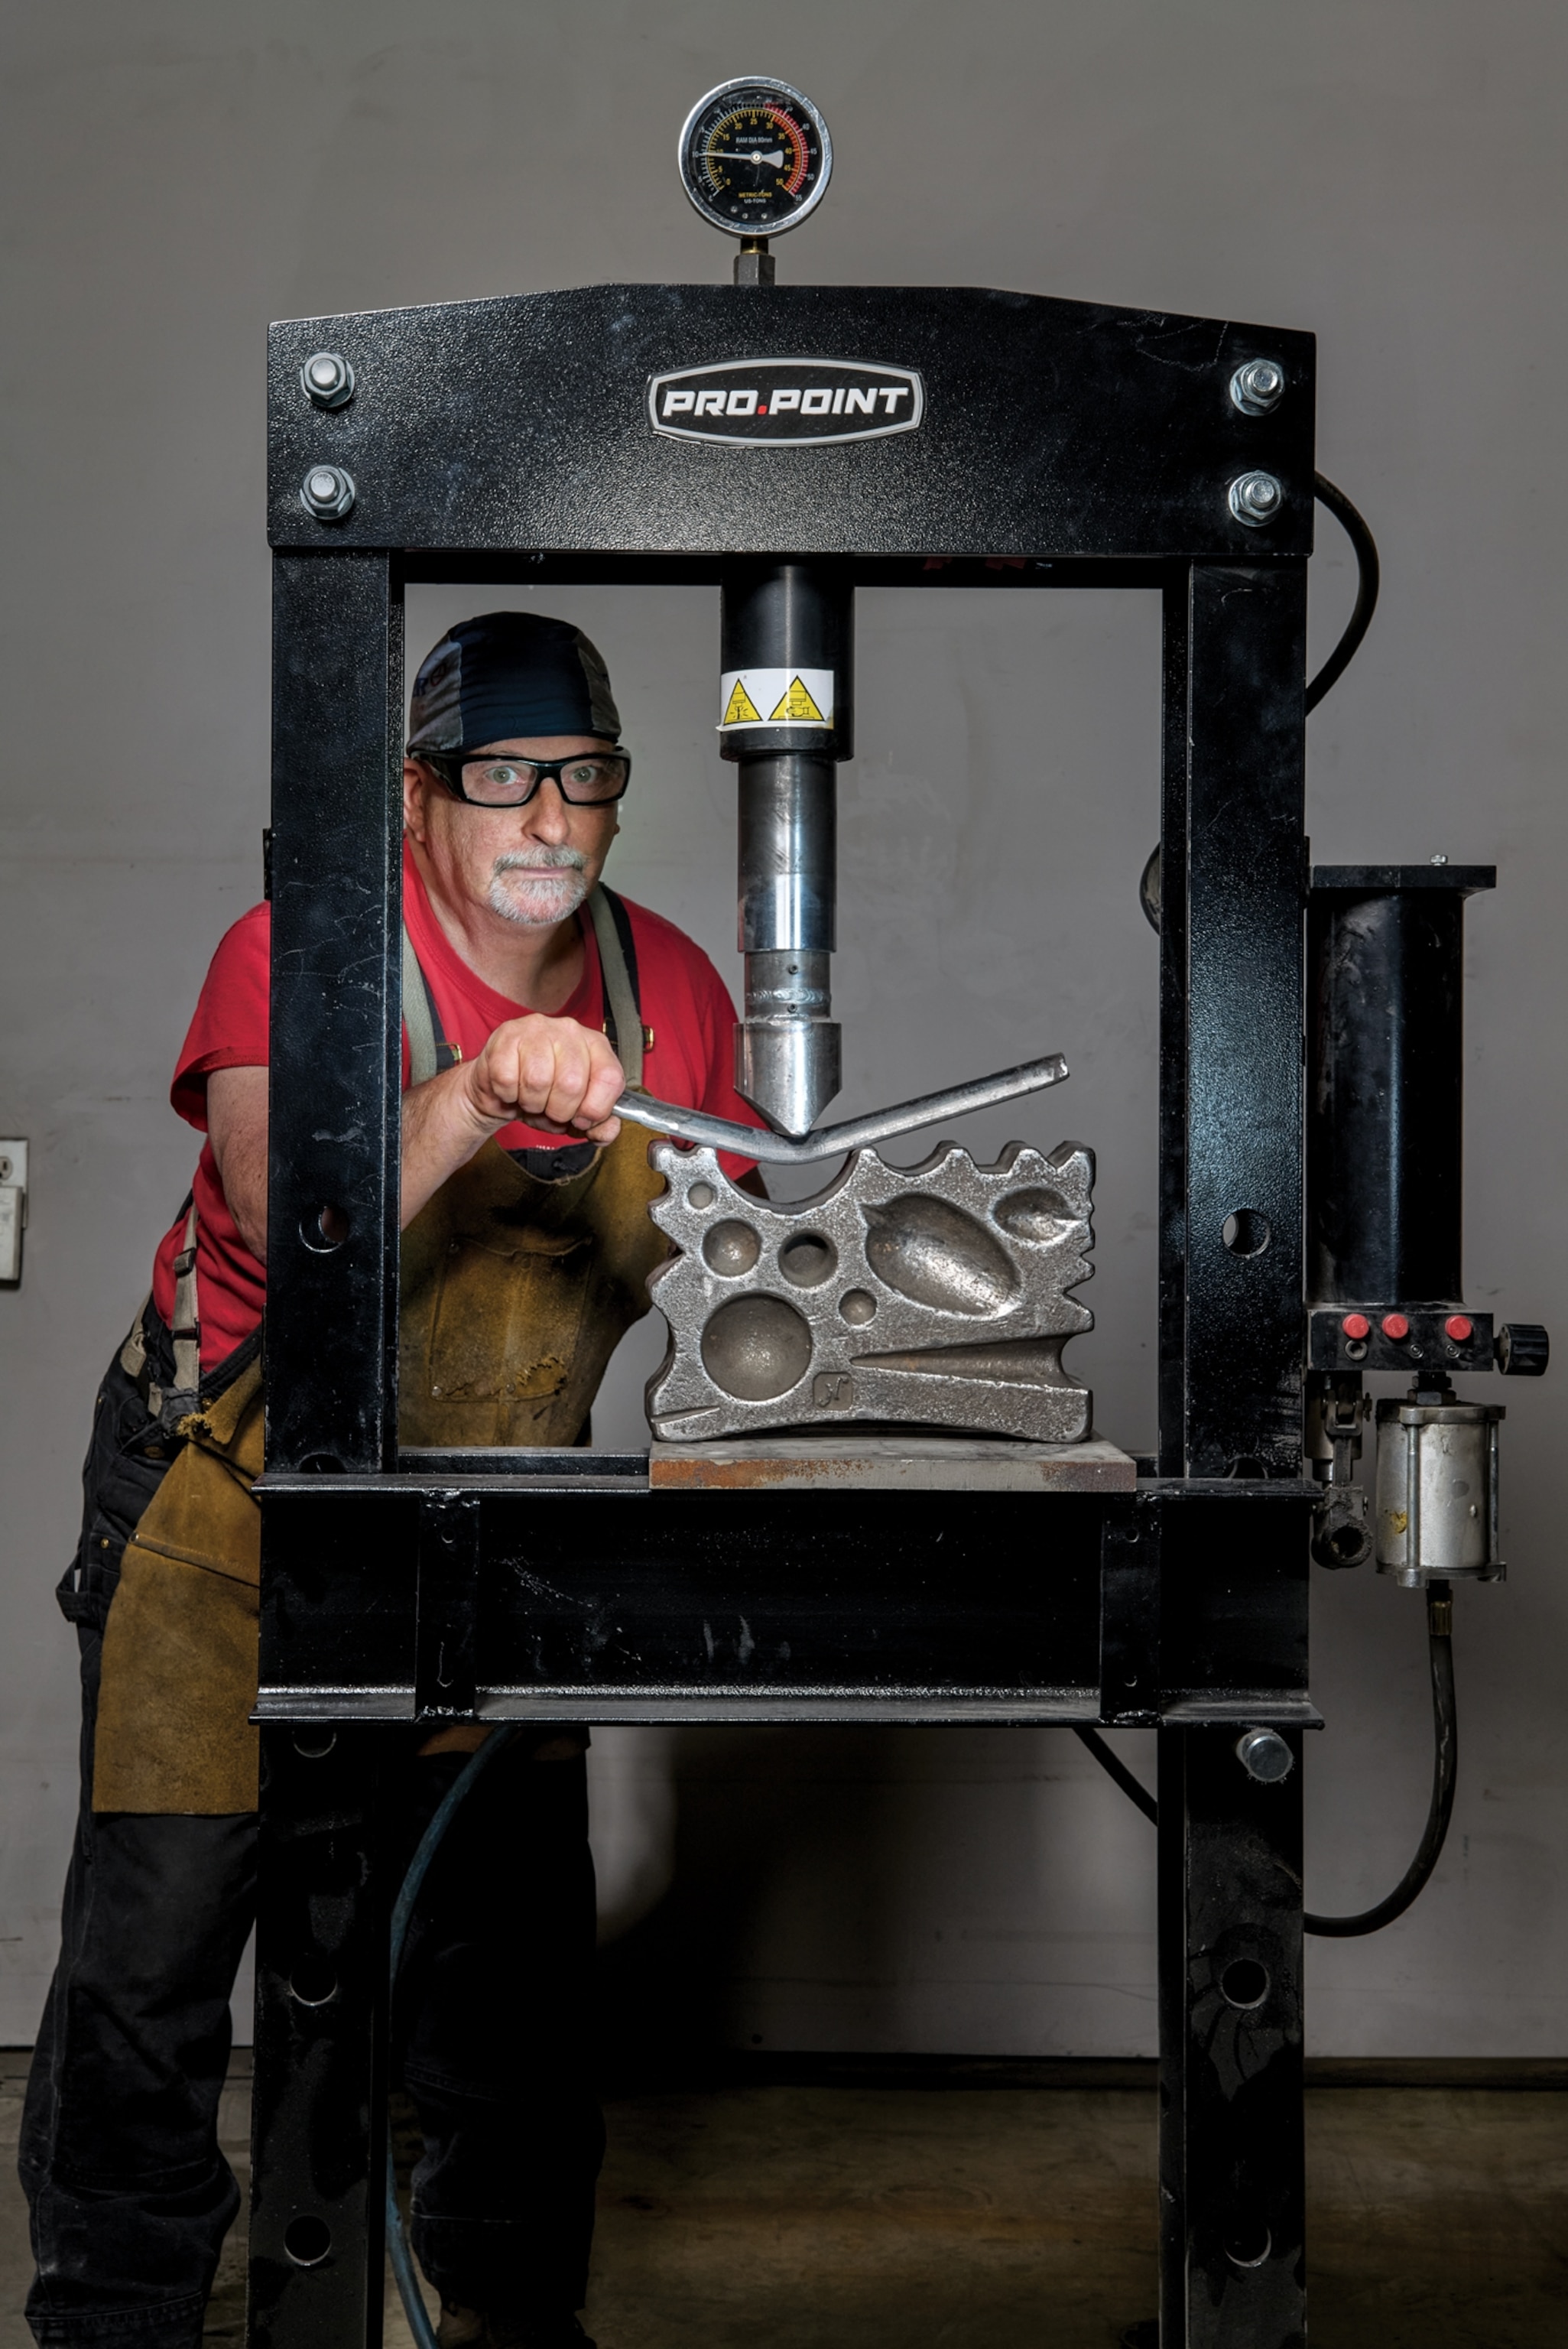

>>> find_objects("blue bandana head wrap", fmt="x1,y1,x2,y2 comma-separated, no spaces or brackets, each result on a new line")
407,612,622,753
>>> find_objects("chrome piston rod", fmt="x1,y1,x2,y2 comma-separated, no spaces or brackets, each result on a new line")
613,1051,1070,1166
735,752,840,1138
722,562,853,1137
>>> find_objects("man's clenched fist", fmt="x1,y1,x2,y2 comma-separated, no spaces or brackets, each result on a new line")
463,1015,625,1143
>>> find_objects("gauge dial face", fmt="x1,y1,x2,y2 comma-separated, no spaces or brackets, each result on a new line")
678,78,832,237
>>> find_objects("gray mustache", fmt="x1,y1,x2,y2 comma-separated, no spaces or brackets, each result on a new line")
492,848,589,875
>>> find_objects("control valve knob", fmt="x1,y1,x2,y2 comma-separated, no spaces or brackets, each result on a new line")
1495,1322,1550,1377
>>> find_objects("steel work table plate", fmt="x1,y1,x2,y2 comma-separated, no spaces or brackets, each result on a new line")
255,1458,1312,1730
646,1433,1138,1492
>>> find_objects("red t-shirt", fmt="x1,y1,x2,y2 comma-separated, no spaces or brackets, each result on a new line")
151,842,761,1368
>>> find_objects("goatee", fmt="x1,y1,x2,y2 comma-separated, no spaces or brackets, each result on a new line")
489,848,590,928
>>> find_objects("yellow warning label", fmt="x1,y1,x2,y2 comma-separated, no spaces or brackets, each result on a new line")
718,666,833,729
769,675,826,723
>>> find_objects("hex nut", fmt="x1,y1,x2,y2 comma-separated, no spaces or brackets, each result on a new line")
301,350,355,409
300,464,356,522
1228,470,1284,528
1229,357,1285,415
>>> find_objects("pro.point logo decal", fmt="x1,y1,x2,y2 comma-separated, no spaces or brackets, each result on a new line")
648,357,924,447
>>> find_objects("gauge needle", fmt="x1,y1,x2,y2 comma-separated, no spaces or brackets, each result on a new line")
709,149,785,168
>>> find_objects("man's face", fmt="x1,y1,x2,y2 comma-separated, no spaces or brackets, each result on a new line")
403,736,622,931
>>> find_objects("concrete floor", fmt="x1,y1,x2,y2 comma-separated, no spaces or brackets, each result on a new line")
1,2055,1563,2345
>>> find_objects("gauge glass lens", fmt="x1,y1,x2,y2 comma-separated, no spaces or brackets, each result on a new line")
679,79,831,235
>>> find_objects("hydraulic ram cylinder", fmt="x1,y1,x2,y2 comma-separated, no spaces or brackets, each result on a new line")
719,561,853,1136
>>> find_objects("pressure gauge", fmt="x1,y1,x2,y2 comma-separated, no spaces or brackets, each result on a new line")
677,78,832,237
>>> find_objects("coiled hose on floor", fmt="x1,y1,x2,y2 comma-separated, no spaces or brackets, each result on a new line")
1074,1581,1459,1938
388,1729,520,2349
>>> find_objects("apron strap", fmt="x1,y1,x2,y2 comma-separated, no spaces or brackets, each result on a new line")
118,1294,153,1382
170,1197,201,1398
586,884,645,1088
401,921,459,1087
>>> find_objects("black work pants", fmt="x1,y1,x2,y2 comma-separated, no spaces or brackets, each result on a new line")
22,1340,602,2347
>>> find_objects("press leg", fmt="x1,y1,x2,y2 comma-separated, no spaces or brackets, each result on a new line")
1157,1724,1305,2349
248,1724,389,2348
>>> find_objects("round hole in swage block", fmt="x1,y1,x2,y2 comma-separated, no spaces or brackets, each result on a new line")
701,1295,812,1400
703,1220,761,1276
291,1728,336,1759
779,1233,836,1287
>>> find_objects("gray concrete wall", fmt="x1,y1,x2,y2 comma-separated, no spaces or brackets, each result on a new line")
2,0,1563,2054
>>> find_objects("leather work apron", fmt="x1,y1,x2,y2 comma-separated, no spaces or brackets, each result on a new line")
92,886,666,1814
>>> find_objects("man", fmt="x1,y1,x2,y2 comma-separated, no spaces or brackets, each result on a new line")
21,612,760,2349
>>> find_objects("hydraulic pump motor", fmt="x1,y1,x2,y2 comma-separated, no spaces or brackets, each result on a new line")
1375,1395,1504,1586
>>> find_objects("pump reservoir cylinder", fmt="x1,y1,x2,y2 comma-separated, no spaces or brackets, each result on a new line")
1307,863,1494,1312
1307,865,1488,1581
719,562,852,1136
1303,861,1546,1584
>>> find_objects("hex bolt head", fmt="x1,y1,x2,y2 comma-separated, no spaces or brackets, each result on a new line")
300,350,355,409
300,464,355,522
1228,470,1284,528
1229,356,1285,415
1235,1727,1294,1783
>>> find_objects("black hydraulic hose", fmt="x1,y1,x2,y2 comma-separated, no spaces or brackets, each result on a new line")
1138,473,1381,933
1073,1724,1158,1824
1304,1582,1456,1937
387,1729,521,2349
1303,472,1381,715
1073,1584,1459,1940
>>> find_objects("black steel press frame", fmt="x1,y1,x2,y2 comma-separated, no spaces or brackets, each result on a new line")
252,284,1320,2347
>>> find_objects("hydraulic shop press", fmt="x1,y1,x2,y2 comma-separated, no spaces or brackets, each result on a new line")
248,77,1547,2349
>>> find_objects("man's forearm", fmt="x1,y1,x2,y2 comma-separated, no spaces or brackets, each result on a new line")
207,1065,271,1259
213,1067,586,1255
399,1065,501,1229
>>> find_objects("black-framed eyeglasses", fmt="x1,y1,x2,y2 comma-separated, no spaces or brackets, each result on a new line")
414,749,632,808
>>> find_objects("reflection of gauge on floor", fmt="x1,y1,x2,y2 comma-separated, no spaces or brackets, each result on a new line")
677,77,832,236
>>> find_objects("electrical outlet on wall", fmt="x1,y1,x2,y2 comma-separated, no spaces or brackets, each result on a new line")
0,1140,29,1286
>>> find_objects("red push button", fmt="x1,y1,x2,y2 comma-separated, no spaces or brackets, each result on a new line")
1341,1313,1371,1340
1445,1314,1473,1342
1381,1313,1411,1340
